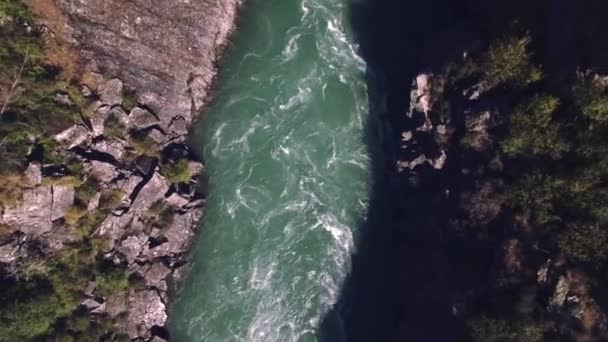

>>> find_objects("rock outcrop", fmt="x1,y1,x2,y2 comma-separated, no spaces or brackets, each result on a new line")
1,0,241,340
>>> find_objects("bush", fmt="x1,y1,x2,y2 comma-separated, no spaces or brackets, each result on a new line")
95,267,129,297
558,223,608,262
502,94,569,159
161,158,191,184
505,172,566,225
481,34,542,88
573,74,608,123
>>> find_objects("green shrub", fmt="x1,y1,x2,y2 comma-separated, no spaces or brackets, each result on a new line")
573,74,608,123
480,34,542,88
558,223,608,262
161,158,191,184
505,172,566,225
502,94,569,159
95,267,129,297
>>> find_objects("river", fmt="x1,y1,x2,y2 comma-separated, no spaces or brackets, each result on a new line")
170,0,371,340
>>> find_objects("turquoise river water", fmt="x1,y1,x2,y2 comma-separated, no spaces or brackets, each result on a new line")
170,0,371,340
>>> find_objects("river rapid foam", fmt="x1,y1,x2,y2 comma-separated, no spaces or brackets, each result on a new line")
171,1,370,341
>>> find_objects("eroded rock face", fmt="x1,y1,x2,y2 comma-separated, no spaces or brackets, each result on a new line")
2,187,52,235
48,0,239,134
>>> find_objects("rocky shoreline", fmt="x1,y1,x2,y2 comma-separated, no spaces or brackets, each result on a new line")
0,1,241,340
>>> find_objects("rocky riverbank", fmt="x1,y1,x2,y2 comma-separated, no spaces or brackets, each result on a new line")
0,1,240,340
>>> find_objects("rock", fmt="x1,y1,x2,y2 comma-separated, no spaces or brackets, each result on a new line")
408,73,443,116
84,160,120,184
537,259,552,285
115,175,144,205
148,128,166,145
151,337,168,342
166,193,189,208
144,262,171,291
143,208,202,259
90,138,127,161
87,192,101,212
127,290,167,339
81,85,93,97
130,173,170,214
463,80,490,100
397,155,427,173
98,78,124,106
432,151,447,170
109,106,130,127
168,116,188,136
90,105,111,137
84,281,96,296
2,186,52,235
51,185,75,221
129,107,160,129
82,298,103,311
55,93,72,105
105,294,128,318
54,125,91,149
97,213,134,250
187,161,204,177
39,0,239,129
402,131,413,142
551,276,570,308
24,162,42,187
0,241,21,264
118,234,148,264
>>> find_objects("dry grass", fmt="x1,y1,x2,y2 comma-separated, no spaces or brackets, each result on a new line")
0,174,26,209
23,0,81,81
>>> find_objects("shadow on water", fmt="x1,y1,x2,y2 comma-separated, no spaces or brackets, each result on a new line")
320,0,608,341
319,0,476,341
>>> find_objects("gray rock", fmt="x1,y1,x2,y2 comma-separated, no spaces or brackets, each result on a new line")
118,234,148,265
168,116,188,136
165,193,189,208
143,208,202,259
97,213,134,250
117,175,145,205
188,161,204,177
127,290,167,339
90,138,127,161
90,105,111,137
550,276,569,308
148,128,167,145
109,106,130,127
98,78,124,106
0,241,21,264
84,160,120,184
87,192,101,212
24,162,42,187
144,262,171,291
2,186,52,235
130,173,169,214
129,107,160,129
53,125,91,149
51,185,75,221
82,298,103,311
48,0,239,129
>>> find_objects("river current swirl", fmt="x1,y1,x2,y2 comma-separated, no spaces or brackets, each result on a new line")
171,0,370,340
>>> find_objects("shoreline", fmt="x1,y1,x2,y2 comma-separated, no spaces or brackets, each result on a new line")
0,1,243,340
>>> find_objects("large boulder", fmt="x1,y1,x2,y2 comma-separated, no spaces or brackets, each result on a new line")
51,185,75,221
129,173,170,214
1,186,52,235
126,290,167,339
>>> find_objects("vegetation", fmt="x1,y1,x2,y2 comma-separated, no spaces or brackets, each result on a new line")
440,28,608,341
161,158,191,184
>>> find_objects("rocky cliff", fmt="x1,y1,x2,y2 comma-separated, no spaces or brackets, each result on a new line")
0,0,240,340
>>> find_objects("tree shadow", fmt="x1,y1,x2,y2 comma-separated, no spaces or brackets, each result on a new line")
319,1,608,341
319,0,476,341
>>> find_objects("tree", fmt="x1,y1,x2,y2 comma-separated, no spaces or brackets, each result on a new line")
481,34,542,89
502,94,569,159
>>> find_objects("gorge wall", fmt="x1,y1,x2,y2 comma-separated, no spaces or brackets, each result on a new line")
0,0,239,340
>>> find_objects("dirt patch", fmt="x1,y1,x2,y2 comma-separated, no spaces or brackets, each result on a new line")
23,0,81,81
